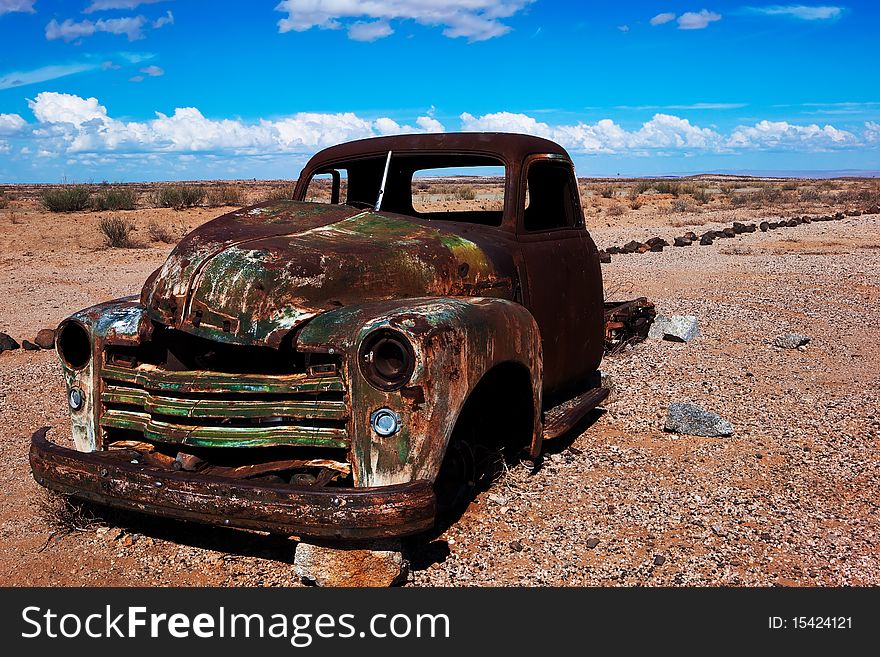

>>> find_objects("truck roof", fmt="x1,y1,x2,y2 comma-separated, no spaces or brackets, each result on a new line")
302,132,571,170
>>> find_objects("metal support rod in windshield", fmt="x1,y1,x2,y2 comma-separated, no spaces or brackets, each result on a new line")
374,150,392,211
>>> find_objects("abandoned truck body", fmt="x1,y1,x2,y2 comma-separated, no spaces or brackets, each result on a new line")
30,132,610,540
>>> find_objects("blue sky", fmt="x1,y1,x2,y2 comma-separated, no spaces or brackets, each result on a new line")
0,0,878,182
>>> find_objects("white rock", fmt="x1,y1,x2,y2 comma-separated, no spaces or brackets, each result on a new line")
648,315,700,343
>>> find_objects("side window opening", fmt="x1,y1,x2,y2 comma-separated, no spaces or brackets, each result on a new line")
304,170,346,204
523,161,579,232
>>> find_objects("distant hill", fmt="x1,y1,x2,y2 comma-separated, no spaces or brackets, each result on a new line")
667,169,880,180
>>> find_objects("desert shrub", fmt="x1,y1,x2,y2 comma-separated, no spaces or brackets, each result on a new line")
99,216,136,248
653,180,677,196
0,192,8,209
154,185,205,209
782,181,799,191
799,188,820,202
655,180,693,197
607,203,625,216
731,194,751,206
206,185,246,207
632,180,653,195
92,187,137,211
693,187,712,205
147,221,175,243
719,183,736,197
858,184,880,205
627,187,643,209
761,186,782,203
451,185,476,201
9,210,23,224
42,186,91,212
598,184,615,198
671,198,691,213
263,184,296,202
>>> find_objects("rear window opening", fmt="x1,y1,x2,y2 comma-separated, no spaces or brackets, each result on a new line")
411,165,505,225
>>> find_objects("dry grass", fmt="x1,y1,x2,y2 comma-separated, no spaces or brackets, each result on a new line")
99,216,137,248
598,184,615,198
37,491,106,550
693,188,712,205
147,221,175,243
263,184,296,202
9,209,23,224
670,198,691,213
669,215,705,227
206,185,246,207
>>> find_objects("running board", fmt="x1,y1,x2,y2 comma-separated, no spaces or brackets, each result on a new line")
542,387,610,440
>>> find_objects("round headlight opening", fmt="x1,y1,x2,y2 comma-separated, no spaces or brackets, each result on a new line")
57,320,91,370
370,408,401,437
68,387,84,411
358,328,415,391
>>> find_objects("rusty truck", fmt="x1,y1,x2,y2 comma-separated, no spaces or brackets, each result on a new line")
31,133,618,540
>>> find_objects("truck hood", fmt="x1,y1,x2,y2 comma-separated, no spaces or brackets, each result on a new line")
142,200,513,347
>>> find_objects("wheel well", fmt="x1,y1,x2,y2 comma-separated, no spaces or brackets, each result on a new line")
433,361,535,517
450,360,535,457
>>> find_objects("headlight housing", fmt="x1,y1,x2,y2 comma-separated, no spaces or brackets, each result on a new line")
56,320,91,370
358,328,415,391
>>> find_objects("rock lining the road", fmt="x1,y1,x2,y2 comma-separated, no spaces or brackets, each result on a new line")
664,403,734,437
597,204,877,262
774,333,811,349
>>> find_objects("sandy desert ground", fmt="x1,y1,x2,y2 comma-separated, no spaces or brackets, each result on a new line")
1,177,878,586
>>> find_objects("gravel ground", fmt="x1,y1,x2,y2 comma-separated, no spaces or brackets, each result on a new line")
1,202,878,587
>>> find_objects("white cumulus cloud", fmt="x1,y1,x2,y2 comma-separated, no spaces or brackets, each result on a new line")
46,16,148,41
348,20,394,42
153,10,174,28
23,92,446,156
0,0,35,16
727,120,857,149
650,12,677,26
11,92,877,165
84,0,166,13
28,92,110,126
274,0,533,42
46,10,174,42
677,9,722,29
460,111,723,153
745,5,843,20
0,113,26,134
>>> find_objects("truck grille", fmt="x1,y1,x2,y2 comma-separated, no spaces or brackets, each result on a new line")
99,362,349,449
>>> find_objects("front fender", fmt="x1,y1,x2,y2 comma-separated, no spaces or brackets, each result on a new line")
59,297,151,451
295,297,543,487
